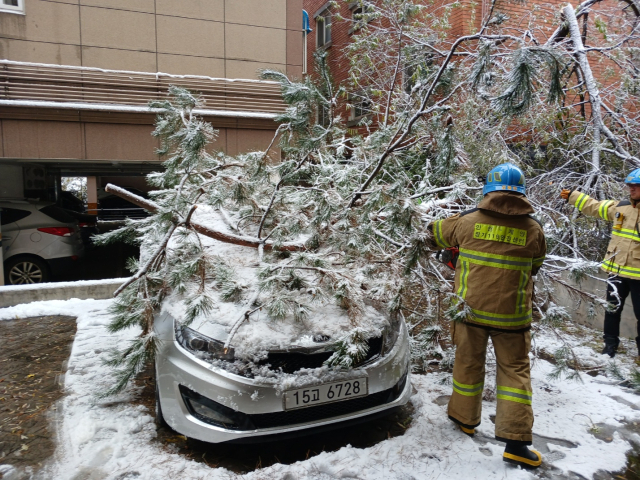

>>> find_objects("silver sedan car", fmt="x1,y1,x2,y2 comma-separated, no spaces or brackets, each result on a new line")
1,201,85,284
154,307,411,443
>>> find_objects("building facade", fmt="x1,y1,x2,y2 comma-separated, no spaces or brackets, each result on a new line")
0,0,304,210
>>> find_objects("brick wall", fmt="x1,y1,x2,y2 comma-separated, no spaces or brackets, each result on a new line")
303,0,637,130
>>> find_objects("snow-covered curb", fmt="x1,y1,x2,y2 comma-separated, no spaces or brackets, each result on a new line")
0,278,128,308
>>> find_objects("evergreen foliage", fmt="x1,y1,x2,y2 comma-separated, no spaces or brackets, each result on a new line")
97,0,640,392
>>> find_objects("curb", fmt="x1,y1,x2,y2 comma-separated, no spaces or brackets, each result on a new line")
0,278,128,308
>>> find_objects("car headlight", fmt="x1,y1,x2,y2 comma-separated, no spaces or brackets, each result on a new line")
174,322,235,361
381,312,402,356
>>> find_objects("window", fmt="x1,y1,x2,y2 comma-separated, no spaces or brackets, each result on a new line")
0,0,25,14
39,205,76,224
318,104,331,127
350,2,374,33
348,93,371,126
316,11,332,48
1,208,31,226
403,54,434,94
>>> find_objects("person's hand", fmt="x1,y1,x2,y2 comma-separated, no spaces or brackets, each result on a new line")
560,188,571,200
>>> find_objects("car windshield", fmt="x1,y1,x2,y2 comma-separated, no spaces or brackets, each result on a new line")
39,205,77,224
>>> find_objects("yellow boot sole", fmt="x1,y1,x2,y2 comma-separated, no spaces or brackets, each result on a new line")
503,450,542,468
459,425,475,437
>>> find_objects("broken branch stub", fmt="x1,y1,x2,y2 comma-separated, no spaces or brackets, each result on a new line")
103,184,304,252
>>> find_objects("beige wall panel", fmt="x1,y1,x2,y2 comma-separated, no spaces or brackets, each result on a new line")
225,60,284,80
0,121,3,157
80,6,156,51
156,0,224,22
157,54,225,77
236,129,279,155
225,0,286,29
225,128,238,156
286,29,303,67
0,1,80,44
82,47,157,72
85,123,158,161
2,120,83,160
0,38,81,66
286,0,303,30
225,24,286,64
286,65,302,81
156,16,224,58
79,0,155,14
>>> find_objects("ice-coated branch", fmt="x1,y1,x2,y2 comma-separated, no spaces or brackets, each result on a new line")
562,3,640,169
104,184,304,251
114,223,177,297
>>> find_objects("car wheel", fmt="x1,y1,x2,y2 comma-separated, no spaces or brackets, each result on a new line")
5,256,50,285
155,375,171,430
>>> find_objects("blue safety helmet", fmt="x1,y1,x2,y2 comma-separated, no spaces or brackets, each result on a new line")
482,162,526,196
625,168,640,184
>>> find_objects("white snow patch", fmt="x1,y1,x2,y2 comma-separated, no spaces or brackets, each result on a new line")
0,58,281,84
0,297,637,479
0,277,129,292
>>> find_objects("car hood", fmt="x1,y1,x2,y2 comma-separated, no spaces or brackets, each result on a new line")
158,207,388,359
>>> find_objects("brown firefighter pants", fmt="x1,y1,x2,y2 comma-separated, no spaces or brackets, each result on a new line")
447,321,534,444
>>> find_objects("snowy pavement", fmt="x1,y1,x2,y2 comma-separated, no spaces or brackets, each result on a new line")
0,298,638,480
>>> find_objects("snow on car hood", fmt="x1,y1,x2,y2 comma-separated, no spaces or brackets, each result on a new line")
159,207,388,358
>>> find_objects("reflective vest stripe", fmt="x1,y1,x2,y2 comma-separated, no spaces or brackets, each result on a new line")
433,220,451,248
457,259,470,299
602,260,640,278
576,193,589,211
471,308,532,327
576,193,590,211
497,386,532,405
453,378,484,396
516,271,529,314
533,256,545,268
611,228,640,242
599,200,614,220
458,248,532,271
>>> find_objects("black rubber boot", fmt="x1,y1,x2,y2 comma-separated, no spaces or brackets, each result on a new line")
602,338,619,358
503,442,542,469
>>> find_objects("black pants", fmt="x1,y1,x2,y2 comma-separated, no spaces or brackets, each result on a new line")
604,276,640,346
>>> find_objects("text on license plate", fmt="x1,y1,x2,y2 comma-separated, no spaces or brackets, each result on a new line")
284,378,368,410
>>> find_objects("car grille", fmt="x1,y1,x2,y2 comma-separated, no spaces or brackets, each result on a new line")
179,373,407,432
260,336,383,374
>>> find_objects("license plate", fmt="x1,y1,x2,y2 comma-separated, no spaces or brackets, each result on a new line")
284,378,368,410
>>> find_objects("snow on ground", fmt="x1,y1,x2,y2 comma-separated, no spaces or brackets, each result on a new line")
0,298,638,479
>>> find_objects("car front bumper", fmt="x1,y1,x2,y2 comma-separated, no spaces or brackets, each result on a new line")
154,312,411,444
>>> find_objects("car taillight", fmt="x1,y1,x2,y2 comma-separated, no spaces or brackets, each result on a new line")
37,227,74,237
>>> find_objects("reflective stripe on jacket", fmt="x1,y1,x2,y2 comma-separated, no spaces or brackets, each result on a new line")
428,191,547,331
569,190,640,279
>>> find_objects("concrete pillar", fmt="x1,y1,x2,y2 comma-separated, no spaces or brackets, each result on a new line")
87,176,98,215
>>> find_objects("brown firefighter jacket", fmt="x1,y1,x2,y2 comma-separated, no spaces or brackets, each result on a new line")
569,190,640,279
428,191,547,331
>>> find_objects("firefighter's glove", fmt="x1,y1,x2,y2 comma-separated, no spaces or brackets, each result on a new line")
560,188,571,201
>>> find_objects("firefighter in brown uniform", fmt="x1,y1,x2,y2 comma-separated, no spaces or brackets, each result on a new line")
561,168,640,357
428,163,546,469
